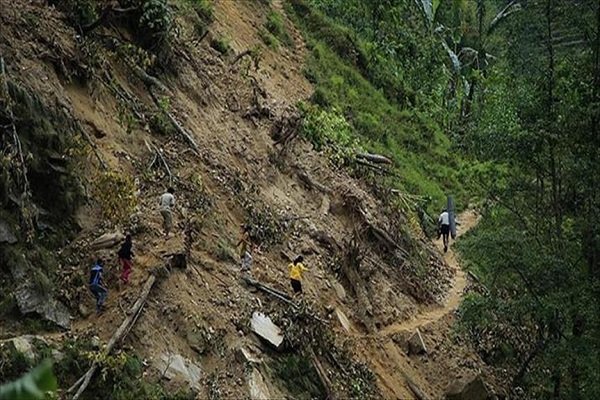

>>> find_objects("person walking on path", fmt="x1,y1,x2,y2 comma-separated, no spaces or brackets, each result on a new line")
289,255,308,295
237,225,253,272
438,208,450,253
117,234,134,284
89,259,108,314
159,187,175,238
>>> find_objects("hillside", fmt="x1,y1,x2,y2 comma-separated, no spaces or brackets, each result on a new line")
1,0,513,399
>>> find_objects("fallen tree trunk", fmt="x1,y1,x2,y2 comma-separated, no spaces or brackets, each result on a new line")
310,349,336,400
296,169,332,194
402,372,431,400
356,152,393,165
242,277,328,323
148,90,201,156
243,276,293,304
354,158,394,175
69,274,156,399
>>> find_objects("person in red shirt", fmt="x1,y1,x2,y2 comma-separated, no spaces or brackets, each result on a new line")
117,234,134,284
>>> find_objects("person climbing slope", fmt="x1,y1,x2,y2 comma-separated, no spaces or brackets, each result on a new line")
237,224,253,272
117,234,134,284
159,187,175,238
89,259,108,314
438,208,450,253
289,255,308,295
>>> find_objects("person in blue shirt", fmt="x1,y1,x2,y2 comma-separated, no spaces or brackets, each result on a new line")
89,259,108,314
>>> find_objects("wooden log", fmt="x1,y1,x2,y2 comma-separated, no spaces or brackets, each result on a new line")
296,169,332,194
242,277,329,324
231,49,252,65
242,276,293,303
310,349,336,400
354,159,392,175
69,274,157,399
356,152,393,165
132,65,170,94
402,372,431,400
148,90,201,156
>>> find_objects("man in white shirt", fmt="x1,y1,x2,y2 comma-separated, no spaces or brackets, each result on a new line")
159,187,175,237
438,208,450,253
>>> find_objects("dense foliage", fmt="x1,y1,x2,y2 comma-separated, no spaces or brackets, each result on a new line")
455,0,600,398
291,0,600,398
287,0,471,222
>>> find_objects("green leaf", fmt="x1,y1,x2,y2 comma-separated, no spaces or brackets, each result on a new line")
0,361,57,400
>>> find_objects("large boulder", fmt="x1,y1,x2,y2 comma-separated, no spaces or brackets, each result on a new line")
445,375,490,400
157,353,202,390
248,368,271,400
14,282,71,329
1,335,49,362
250,312,284,350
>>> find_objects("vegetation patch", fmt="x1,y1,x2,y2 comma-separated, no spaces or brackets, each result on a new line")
92,171,137,225
210,36,231,55
273,354,325,399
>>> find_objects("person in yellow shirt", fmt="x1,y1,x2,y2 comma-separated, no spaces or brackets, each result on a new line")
289,255,308,294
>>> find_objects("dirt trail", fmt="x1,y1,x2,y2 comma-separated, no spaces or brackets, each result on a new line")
380,209,480,336
350,209,480,399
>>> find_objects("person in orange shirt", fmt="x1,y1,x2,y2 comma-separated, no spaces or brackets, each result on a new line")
289,255,308,295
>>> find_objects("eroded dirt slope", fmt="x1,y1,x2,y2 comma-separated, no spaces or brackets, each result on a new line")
1,0,501,398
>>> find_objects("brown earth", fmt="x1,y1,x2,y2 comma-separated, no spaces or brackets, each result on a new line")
0,0,502,398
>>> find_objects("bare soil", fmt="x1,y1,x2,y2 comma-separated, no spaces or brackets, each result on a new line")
0,1,502,398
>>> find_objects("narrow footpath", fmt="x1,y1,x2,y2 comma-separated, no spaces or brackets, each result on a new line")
351,209,480,399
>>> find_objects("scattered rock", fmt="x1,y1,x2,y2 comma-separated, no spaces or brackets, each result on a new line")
335,308,351,332
90,232,124,250
187,329,208,355
250,311,284,350
0,220,17,244
248,368,271,400
333,281,346,300
408,329,427,355
51,349,65,362
157,353,202,390
13,284,71,329
78,303,92,318
235,346,261,364
445,375,490,400
1,335,48,362
90,336,101,350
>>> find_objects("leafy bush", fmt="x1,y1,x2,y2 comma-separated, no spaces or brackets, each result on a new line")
51,339,192,400
273,355,325,399
185,0,213,23
50,0,98,27
259,28,279,49
138,0,173,60
264,11,292,46
213,238,236,263
0,344,32,383
210,36,231,55
92,171,137,225
299,102,357,166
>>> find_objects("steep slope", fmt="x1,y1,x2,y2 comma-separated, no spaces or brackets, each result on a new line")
1,0,503,398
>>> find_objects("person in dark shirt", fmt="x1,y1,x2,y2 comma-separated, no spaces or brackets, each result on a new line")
89,259,108,313
117,234,134,284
